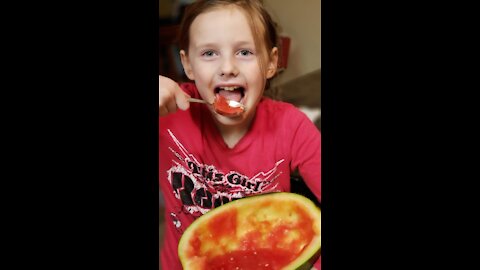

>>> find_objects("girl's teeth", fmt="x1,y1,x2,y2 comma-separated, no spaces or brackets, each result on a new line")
220,86,238,91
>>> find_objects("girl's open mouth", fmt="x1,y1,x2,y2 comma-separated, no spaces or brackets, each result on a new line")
214,86,245,104
212,86,246,116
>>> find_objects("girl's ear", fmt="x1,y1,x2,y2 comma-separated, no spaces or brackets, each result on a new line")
266,47,279,79
180,50,195,80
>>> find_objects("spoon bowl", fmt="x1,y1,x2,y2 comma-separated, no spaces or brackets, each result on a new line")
188,96,245,116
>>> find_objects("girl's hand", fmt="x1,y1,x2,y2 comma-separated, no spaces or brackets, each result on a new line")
159,75,190,116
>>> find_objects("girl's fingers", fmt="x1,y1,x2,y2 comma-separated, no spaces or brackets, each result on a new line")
175,89,190,111
159,75,190,116
165,99,178,115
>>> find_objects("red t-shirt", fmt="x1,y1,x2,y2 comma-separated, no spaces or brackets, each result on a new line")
160,82,321,269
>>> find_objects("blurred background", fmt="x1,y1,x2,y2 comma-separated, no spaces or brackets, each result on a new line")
159,0,321,261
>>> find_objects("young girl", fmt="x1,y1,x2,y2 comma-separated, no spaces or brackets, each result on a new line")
159,0,321,269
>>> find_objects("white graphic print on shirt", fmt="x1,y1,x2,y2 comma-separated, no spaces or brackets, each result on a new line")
166,129,284,217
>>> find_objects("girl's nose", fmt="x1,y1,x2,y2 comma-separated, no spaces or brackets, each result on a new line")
219,56,239,77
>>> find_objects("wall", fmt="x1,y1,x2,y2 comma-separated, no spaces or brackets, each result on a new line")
263,0,321,85
159,0,173,18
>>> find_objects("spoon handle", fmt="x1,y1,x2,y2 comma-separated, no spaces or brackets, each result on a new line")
188,98,210,104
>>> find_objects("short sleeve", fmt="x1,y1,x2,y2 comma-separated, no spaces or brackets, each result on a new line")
289,109,321,202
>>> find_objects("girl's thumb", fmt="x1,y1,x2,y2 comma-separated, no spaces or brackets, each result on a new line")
176,91,191,111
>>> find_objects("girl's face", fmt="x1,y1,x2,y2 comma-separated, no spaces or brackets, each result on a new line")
180,6,278,127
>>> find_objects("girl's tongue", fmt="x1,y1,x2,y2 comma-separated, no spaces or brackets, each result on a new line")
217,89,243,102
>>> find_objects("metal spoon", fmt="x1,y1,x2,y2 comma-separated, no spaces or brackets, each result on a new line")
188,97,245,116
188,98,212,105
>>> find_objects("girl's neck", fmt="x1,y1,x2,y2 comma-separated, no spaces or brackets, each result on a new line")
213,110,255,149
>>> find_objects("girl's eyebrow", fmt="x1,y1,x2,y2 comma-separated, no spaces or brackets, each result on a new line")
233,40,255,47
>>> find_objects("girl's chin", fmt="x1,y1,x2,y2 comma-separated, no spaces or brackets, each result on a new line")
211,111,248,125
215,113,243,122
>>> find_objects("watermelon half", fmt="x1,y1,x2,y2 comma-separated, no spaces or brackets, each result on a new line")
178,192,321,270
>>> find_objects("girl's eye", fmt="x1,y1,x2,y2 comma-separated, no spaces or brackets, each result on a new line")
202,50,216,57
238,50,253,56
